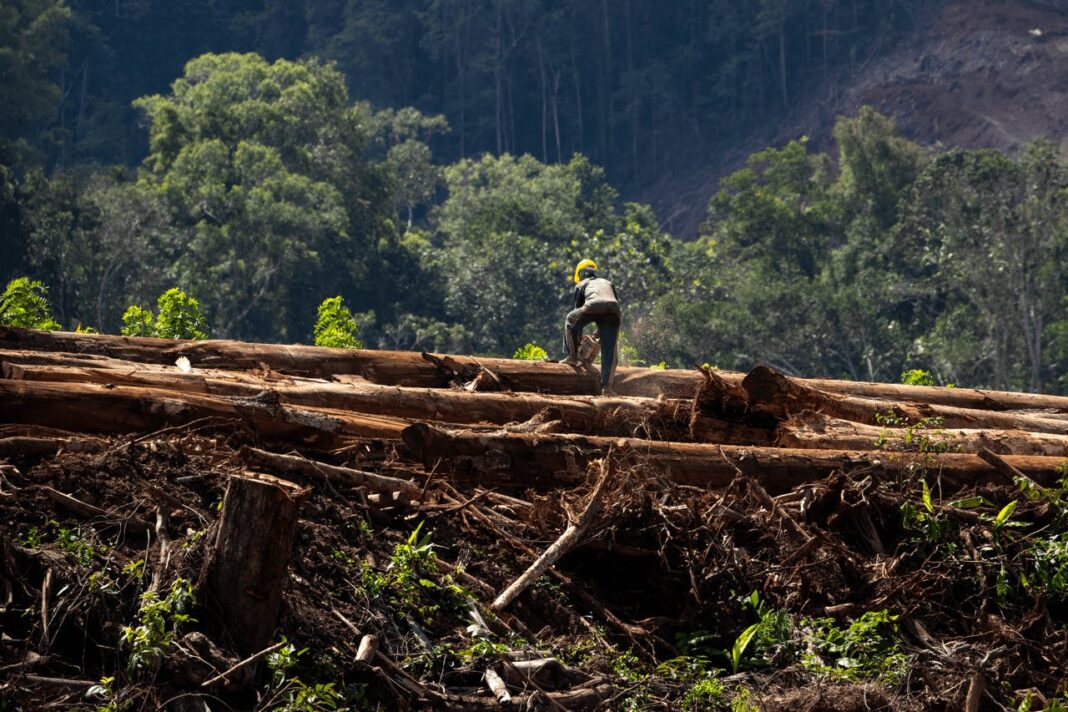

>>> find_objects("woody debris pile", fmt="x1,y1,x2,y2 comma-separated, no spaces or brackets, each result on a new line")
1,326,1067,710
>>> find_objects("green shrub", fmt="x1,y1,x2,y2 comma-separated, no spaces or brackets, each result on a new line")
513,342,548,360
121,288,210,340
120,305,156,337
155,288,210,339
266,642,343,712
1030,534,1068,598
120,578,195,674
900,369,935,386
313,296,362,348
800,610,908,683
0,277,61,330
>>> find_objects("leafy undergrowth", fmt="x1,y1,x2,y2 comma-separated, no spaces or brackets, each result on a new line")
1,428,1068,710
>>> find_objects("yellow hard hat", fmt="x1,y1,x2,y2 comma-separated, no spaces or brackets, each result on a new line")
573,258,598,284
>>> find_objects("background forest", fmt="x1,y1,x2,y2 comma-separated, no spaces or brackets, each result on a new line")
2,0,1068,393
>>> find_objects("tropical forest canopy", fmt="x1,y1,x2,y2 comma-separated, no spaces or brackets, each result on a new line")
2,0,1068,394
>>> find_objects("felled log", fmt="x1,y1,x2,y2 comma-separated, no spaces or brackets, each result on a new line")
695,365,1068,415
806,376,1068,413
239,446,421,497
742,366,1068,435
776,410,1068,457
3,361,691,440
0,436,106,458
0,379,407,443
1,353,326,394
199,471,307,656
13,327,1068,411
0,327,697,397
689,368,777,445
401,423,1067,490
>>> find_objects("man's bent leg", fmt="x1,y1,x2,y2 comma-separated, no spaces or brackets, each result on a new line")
563,307,591,364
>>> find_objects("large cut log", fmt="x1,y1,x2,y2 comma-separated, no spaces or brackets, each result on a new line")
199,471,307,655
3,361,692,440
688,368,778,445
0,327,698,397
401,423,1068,491
0,379,407,442
776,410,1068,457
0,351,331,393
805,377,1068,413
12,327,1068,410
742,366,1068,435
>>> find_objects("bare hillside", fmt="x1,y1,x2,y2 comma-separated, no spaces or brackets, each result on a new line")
648,0,1068,238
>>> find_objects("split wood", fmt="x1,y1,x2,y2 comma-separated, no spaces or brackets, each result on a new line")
491,458,613,612
240,446,421,498
200,640,287,688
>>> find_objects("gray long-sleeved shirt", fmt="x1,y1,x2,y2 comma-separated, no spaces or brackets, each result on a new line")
572,277,620,309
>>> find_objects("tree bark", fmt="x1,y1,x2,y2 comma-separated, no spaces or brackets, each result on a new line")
401,423,1066,492
0,436,106,458
239,446,421,497
742,366,1068,434
13,329,1068,411
199,471,307,656
3,360,693,440
802,376,1068,413
0,379,407,443
0,328,702,398
491,459,612,612
776,410,1068,457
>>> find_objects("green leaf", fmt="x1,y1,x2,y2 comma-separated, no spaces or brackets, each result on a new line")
730,622,761,674
994,500,1018,528
922,480,934,514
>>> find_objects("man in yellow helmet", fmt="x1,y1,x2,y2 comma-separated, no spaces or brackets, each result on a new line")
561,259,621,394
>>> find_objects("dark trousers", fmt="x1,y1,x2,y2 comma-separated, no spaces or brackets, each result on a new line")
563,301,621,390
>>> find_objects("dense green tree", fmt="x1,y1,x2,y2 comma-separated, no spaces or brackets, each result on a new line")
429,152,667,354
650,139,841,374
371,107,450,231
0,0,71,155
0,150,26,281
21,170,100,328
134,52,392,339
899,142,1068,391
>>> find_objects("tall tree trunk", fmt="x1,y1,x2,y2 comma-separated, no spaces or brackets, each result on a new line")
779,22,789,108
599,0,612,157
552,70,563,162
625,0,637,179
495,4,503,154
570,36,584,152
537,37,548,161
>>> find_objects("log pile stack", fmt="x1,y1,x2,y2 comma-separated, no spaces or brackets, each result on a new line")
2,326,1068,710
3,326,1068,488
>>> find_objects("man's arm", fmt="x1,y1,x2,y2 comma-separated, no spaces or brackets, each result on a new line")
573,282,585,309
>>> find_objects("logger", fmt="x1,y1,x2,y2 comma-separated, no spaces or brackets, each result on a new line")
561,258,622,395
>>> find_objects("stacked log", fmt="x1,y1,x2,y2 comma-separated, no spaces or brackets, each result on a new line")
3,327,1068,490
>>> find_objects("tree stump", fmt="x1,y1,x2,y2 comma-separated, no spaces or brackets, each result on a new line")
199,471,308,656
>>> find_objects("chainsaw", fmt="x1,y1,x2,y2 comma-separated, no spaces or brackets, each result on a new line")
577,334,601,365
